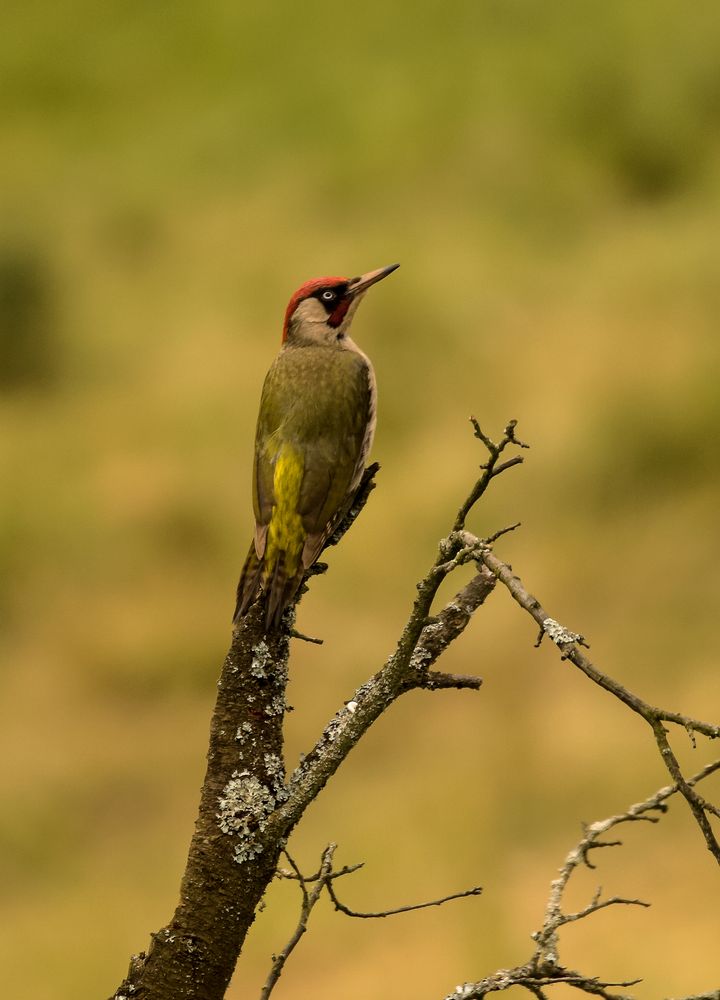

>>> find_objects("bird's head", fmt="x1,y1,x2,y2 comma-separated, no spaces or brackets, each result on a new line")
282,263,399,345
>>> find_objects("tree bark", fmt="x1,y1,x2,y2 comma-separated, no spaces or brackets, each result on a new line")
112,603,290,1000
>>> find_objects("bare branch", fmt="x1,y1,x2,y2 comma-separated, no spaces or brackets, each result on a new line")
288,629,324,645
454,419,528,532
410,568,495,686
265,845,481,997
648,719,720,863
666,993,720,1000
481,549,720,746
261,565,492,851
259,845,336,1000
327,879,483,919
477,545,720,864
421,671,484,691
445,968,641,1000
482,522,522,545
555,893,650,929
279,860,364,883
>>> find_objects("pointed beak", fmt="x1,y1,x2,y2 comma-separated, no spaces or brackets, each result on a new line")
347,263,400,297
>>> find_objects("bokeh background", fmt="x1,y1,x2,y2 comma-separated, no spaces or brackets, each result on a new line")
2,2,719,997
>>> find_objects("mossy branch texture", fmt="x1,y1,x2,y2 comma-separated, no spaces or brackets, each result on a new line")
109,419,720,1000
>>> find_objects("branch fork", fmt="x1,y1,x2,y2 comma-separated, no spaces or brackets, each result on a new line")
261,844,483,998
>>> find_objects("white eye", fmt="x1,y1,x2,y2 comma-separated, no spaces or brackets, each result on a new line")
321,290,336,301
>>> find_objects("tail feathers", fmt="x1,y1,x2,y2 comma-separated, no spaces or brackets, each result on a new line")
233,543,304,631
233,543,264,624
264,552,304,631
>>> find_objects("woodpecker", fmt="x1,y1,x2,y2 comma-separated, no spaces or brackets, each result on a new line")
234,263,399,631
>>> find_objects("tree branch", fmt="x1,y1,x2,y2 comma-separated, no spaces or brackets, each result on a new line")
259,845,336,1000
260,566,493,853
667,993,720,1000
261,843,481,996
111,602,292,1000
326,878,483,919
260,844,482,1000
446,761,720,1000
477,545,720,864
453,417,529,532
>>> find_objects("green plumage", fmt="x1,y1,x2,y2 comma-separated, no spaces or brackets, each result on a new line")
234,342,373,630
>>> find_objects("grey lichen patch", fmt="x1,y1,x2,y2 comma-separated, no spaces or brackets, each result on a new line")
293,682,372,757
447,984,475,999
250,640,272,679
324,717,341,743
323,708,354,744
353,677,376,701
409,621,446,671
263,752,288,808
236,721,253,740
264,692,286,717
438,536,454,559
217,770,277,865
410,646,433,670
543,617,584,646
263,752,285,783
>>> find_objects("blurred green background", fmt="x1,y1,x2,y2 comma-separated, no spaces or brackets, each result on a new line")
2,1,719,997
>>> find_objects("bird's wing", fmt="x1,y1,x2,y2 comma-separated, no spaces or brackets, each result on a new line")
297,355,373,568
251,361,288,558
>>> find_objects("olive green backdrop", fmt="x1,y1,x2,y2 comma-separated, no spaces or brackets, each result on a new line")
1,2,719,997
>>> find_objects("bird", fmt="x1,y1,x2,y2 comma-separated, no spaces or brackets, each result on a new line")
233,263,399,631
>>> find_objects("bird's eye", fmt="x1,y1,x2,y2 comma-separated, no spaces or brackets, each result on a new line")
321,290,336,302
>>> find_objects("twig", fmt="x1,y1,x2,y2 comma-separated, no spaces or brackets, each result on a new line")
327,880,483,919
453,419,528,532
446,968,641,1000
666,993,720,1000
289,629,324,645
482,522,522,545
278,861,364,883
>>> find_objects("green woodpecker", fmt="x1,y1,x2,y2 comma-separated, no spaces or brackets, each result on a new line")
234,263,399,630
